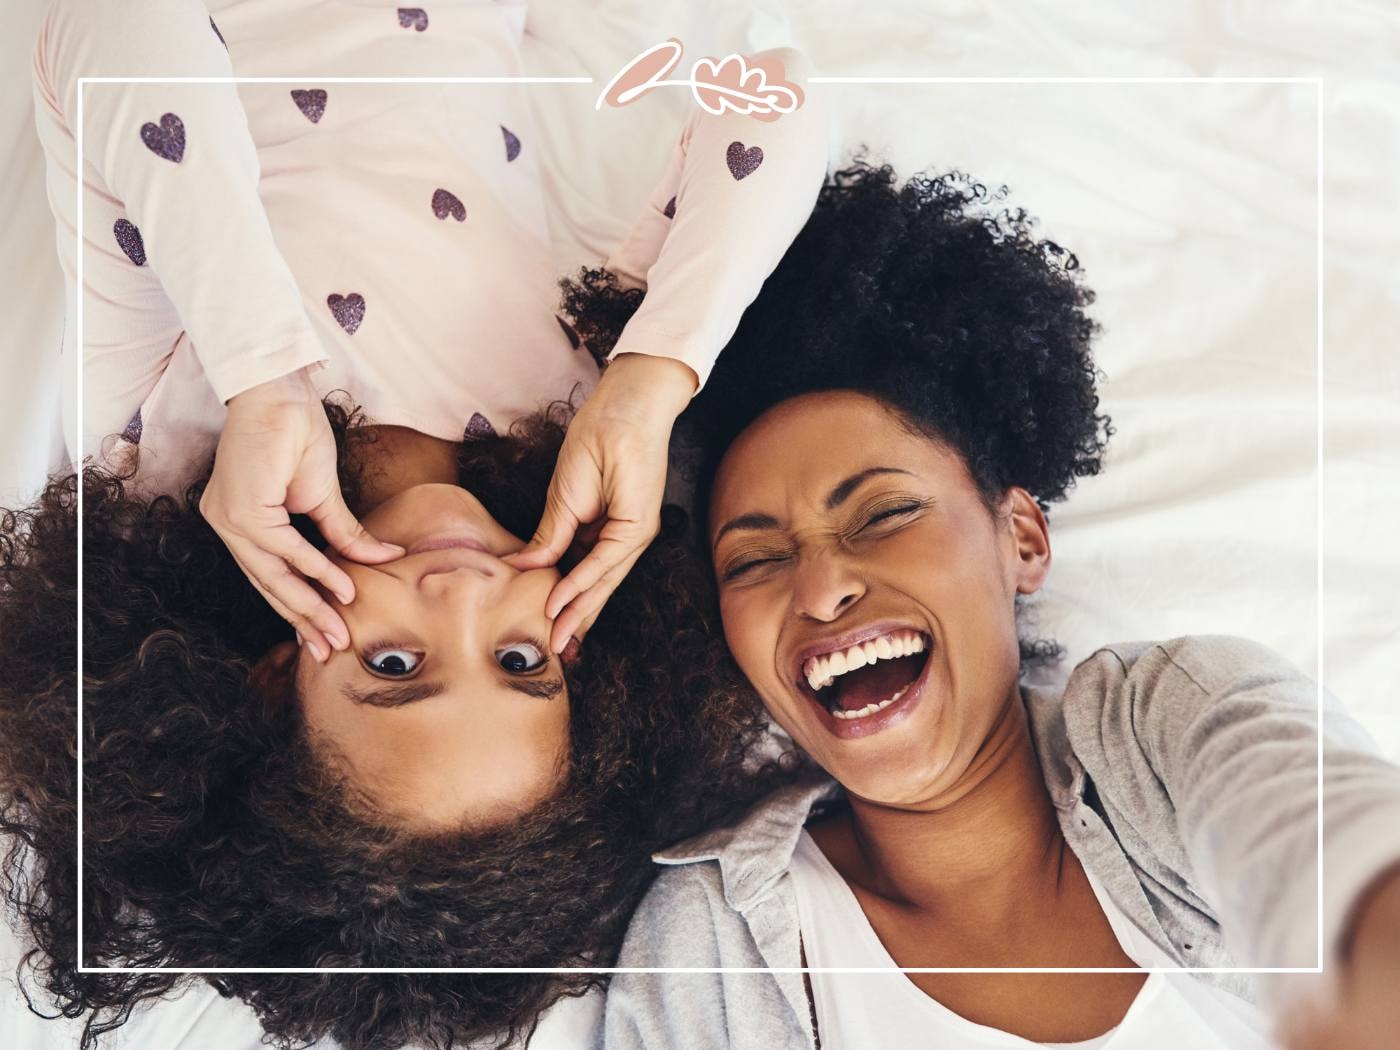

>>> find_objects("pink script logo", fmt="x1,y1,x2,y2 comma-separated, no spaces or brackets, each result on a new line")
597,38,804,122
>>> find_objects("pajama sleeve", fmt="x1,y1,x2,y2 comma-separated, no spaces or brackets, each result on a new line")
601,47,830,391
35,0,328,404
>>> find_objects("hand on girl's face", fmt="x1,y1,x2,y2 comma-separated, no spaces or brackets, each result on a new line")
201,368,404,662
505,352,697,653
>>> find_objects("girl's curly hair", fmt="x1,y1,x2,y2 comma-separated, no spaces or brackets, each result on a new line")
0,400,789,1050
561,158,1113,666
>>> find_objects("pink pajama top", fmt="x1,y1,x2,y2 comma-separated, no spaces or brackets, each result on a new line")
32,0,829,495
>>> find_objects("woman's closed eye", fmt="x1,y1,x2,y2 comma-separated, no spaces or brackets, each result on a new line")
721,500,928,582
855,498,926,534
721,547,791,582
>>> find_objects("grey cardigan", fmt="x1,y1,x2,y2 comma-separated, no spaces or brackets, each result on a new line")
598,636,1400,1049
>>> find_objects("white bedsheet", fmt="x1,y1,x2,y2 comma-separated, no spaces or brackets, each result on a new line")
2,0,1397,1047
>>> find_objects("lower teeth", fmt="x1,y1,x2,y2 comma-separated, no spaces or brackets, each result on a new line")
831,684,911,721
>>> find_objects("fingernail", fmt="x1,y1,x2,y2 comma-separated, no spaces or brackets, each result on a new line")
294,632,304,648
384,544,406,555
325,629,347,650
335,589,354,605
309,640,327,662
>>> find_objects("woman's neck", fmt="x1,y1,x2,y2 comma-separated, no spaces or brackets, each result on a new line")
817,689,1070,925
355,425,462,510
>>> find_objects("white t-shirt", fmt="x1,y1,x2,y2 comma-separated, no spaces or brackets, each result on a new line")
787,829,1276,1050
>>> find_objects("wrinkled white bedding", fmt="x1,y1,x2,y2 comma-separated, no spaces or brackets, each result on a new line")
2,0,1396,1047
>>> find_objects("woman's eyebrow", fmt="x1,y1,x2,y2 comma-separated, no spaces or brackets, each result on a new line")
341,681,448,708
712,511,781,546
824,466,915,509
712,466,917,548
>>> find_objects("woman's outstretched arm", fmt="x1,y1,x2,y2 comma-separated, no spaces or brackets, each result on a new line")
1064,636,1400,1045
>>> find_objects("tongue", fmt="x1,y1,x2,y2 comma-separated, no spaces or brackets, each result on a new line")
831,655,920,712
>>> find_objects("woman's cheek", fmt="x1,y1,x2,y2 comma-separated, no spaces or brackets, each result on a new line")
719,586,773,685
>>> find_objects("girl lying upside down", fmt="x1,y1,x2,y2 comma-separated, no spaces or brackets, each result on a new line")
0,404,789,1049
9,1,827,1047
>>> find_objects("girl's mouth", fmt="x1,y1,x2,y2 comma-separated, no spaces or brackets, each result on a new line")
794,628,933,739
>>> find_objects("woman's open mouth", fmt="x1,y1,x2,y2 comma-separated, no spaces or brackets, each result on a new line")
793,627,932,739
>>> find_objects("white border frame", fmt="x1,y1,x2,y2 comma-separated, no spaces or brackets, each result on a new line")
76,72,1321,980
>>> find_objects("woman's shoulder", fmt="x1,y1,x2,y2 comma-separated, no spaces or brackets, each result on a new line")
1073,635,1310,697
616,862,741,967
1052,634,1320,765
608,830,813,1048
619,773,835,967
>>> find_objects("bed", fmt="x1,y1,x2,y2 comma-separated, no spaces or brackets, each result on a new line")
2,0,1396,1046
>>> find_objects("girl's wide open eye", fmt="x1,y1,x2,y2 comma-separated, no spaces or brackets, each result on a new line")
364,646,422,677
496,640,548,674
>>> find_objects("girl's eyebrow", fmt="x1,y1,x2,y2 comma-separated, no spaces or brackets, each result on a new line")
503,676,565,700
341,681,448,708
341,678,565,706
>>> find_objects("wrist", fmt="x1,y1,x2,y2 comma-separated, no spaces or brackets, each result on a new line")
1340,862,1400,984
228,365,318,409
600,352,698,422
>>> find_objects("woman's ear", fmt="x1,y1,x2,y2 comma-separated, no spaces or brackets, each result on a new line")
1001,487,1052,596
249,640,300,717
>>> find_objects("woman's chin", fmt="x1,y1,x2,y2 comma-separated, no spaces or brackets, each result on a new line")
807,729,957,809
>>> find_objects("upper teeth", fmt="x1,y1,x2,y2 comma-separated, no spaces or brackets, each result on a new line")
802,630,927,692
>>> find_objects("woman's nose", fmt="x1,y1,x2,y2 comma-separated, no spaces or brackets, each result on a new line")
790,549,865,622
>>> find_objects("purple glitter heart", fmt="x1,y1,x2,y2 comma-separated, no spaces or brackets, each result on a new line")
555,315,581,349
725,141,763,181
397,7,429,31
113,218,146,266
327,293,366,335
501,125,521,162
431,188,466,221
140,113,185,163
291,89,327,124
663,196,677,219
209,16,227,50
463,412,496,441
120,408,143,445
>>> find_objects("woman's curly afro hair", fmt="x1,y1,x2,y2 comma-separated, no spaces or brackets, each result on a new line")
0,401,788,1050
560,157,1113,666
562,157,1112,519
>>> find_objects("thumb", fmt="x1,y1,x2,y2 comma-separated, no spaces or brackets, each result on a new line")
503,489,580,571
305,487,405,564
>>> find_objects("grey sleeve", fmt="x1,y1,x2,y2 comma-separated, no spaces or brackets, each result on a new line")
1067,636,1400,1005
